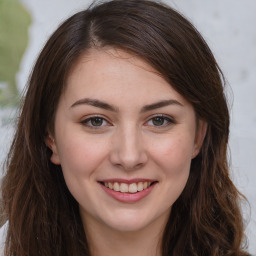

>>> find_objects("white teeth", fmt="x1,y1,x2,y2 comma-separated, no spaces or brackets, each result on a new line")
137,182,144,191
113,182,120,192
120,183,129,193
103,181,154,193
129,183,137,193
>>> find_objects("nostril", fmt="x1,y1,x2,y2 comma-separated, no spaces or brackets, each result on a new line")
109,136,148,170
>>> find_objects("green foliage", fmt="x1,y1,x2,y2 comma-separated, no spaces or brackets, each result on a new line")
0,0,31,106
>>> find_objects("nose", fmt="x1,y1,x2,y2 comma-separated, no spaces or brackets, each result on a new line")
109,125,148,171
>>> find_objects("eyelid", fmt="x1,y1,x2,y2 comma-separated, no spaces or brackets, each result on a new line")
144,114,176,127
80,115,112,128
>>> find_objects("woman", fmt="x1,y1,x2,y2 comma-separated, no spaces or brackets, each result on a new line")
0,0,250,255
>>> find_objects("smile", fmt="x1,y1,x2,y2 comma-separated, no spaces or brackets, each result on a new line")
98,179,158,203
101,181,154,193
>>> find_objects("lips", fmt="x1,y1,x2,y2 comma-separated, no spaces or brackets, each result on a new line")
102,181,153,193
98,179,158,203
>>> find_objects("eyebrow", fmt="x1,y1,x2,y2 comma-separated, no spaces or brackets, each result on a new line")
70,98,118,112
70,98,183,112
140,99,183,113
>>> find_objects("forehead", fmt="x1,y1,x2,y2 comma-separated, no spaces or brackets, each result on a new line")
67,48,161,84
63,48,189,107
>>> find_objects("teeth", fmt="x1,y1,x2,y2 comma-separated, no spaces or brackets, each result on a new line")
113,182,120,192
129,183,137,193
137,182,144,191
103,181,153,193
120,183,129,193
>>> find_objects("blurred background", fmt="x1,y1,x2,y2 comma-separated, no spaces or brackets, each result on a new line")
0,0,255,253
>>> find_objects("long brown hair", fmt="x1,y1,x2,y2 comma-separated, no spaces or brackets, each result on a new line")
1,0,249,255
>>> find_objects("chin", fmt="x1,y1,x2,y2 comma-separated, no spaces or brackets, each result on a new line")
102,208,168,233
107,218,150,233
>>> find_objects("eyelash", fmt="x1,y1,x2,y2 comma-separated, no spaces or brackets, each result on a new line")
145,114,175,128
80,116,111,129
80,114,175,129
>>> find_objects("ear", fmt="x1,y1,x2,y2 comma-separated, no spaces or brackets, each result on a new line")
45,134,61,165
192,120,208,159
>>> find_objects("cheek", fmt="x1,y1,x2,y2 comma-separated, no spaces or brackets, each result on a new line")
145,134,194,211
56,135,109,179
56,136,110,206
151,133,195,171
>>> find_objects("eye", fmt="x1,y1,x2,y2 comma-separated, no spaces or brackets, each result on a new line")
81,116,110,128
146,115,174,127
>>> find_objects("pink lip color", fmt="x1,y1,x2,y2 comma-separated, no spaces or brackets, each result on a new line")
99,182,157,203
100,178,156,185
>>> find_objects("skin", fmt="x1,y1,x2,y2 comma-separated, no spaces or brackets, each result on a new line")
47,48,207,256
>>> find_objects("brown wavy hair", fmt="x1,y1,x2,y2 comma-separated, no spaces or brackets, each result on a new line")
1,0,249,255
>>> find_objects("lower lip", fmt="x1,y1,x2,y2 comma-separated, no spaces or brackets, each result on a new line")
100,183,157,203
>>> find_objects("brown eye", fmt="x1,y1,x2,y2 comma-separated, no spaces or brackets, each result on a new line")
152,117,165,126
81,116,109,128
90,117,104,126
146,115,174,127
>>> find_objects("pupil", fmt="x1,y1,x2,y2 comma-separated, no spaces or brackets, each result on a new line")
152,117,164,126
91,117,103,126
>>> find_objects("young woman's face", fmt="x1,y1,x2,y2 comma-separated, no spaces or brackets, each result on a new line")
49,48,206,233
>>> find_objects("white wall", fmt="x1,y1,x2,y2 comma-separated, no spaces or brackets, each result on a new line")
1,0,255,253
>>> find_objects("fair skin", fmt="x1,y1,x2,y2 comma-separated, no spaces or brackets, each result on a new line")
47,48,207,256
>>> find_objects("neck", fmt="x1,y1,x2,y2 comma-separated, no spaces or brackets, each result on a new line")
82,213,169,256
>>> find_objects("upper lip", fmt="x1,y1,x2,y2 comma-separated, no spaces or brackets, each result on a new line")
98,178,157,184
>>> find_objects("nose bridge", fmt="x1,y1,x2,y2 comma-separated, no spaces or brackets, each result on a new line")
110,123,147,170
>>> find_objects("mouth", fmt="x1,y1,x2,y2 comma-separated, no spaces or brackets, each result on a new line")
98,180,158,194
